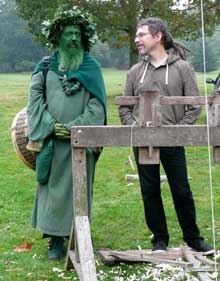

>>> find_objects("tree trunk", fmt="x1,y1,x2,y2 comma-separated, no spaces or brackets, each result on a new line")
129,29,139,67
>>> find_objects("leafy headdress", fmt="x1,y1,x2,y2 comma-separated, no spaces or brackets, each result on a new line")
41,6,97,51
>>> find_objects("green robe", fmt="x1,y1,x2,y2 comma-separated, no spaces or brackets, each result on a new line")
27,53,106,236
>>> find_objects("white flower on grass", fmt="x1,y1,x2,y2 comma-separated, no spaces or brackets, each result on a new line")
58,273,72,280
214,250,220,259
209,271,218,279
52,267,64,273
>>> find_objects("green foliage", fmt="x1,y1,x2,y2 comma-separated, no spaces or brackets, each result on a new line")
0,0,46,73
91,42,129,69
15,0,220,66
15,0,61,35
14,60,37,72
185,28,220,72
41,5,97,50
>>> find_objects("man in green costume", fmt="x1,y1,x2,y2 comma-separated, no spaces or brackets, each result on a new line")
26,6,107,260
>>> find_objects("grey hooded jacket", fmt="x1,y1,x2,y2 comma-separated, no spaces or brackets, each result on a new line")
119,54,202,126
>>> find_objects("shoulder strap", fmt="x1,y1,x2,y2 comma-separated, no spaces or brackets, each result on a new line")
42,56,50,100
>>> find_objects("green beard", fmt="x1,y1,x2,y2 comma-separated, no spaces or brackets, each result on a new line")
58,47,84,71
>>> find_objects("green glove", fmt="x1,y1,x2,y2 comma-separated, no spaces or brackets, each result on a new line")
54,122,70,139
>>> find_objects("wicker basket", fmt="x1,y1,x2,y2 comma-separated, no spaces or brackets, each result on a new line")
11,107,36,170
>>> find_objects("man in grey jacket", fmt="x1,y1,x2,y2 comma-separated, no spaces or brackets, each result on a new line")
119,18,213,253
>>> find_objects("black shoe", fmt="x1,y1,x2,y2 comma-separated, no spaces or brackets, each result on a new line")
152,241,167,252
187,239,214,254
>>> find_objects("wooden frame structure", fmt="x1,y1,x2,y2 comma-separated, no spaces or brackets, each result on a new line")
65,91,220,281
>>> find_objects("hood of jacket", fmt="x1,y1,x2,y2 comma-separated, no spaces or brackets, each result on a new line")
139,53,181,85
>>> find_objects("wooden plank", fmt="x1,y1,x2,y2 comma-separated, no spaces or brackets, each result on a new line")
115,96,214,106
182,248,212,281
209,92,220,163
66,148,87,273
206,92,220,127
66,147,87,272
115,96,139,105
98,248,185,263
65,223,75,270
72,148,87,267
66,149,96,279
194,253,217,266
74,232,80,263
138,91,160,127
213,146,220,164
75,216,97,281
108,251,192,269
152,104,162,127
185,267,216,272
71,125,220,147
72,148,88,217
138,91,160,164
125,174,192,182
96,250,116,265
212,91,220,106
160,96,213,105
138,146,160,164
208,104,220,126
68,250,81,277
98,249,217,273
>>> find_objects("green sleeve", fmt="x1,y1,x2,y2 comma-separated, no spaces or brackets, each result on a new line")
27,72,56,141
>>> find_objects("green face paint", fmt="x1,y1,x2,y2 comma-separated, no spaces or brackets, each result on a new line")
59,25,81,50
58,25,84,71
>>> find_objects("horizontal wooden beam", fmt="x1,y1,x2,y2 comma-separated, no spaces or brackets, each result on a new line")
125,174,192,182
71,125,220,147
115,96,139,105
115,96,214,106
160,96,213,105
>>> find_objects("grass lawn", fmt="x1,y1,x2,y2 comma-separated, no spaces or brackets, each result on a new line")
0,68,220,280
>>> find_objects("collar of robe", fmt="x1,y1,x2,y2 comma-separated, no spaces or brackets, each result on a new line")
33,51,107,123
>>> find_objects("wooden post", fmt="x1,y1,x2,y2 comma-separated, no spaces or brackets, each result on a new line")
75,216,97,280
72,148,88,217
138,91,161,164
65,223,76,270
65,147,97,281
209,91,220,164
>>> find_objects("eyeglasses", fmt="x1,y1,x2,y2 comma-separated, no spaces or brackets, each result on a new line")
135,32,151,39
